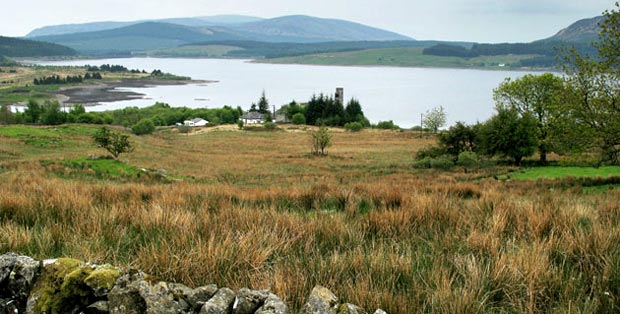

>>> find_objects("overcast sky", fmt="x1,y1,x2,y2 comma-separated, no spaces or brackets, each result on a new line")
2,0,613,42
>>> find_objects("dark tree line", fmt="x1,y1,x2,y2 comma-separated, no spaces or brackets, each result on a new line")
33,73,102,85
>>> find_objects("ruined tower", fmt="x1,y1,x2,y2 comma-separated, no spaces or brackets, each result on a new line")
335,87,344,104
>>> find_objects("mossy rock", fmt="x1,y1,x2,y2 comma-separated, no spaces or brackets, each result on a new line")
29,258,120,314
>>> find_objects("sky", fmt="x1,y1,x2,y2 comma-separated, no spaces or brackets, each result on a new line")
1,0,614,42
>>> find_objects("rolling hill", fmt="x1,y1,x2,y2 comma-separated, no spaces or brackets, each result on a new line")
31,22,249,55
29,15,413,55
226,15,412,43
0,36,77,57
25,15,264,37
543,16,604,43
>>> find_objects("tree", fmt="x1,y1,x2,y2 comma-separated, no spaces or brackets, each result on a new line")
310,126,332,156
292,113,306,125
438,122,480,156
40,101,66,125
481,107,539,166
258,90,269,114
345,98,364,123
561,3,620,164
423,106,447,133
131,118,156,135
494,73,565,164
24,99,42,124
92,127,134,159
0,104,13,125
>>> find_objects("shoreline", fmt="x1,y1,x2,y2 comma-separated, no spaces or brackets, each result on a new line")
56,79,215,106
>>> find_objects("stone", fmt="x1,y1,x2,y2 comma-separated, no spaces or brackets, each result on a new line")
188,284,218,312
0,253,40,312
255,293,289,314
299,285,338,314
86,300,110,314
0,297,19,314
200,288,235,314
232,288,270,314
373,310,387,314
337,303,366,314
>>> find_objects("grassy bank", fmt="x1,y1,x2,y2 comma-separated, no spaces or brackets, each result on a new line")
1,124,619,313
260,47,540,70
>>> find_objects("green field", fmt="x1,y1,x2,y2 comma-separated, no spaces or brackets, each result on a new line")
260,47,541,69
510,166,620,180
147,45,244,58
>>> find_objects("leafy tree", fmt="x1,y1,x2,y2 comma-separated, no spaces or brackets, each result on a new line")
292,113,306,125
481,107,539,166
93,127,133,159
279,101,306,120
131,118,156,135
24,99,42,124
561,3,620,164
40,101,66,125
423,106,447,133
494,73,565,163
438,122,480,156
310,126,332,156
344,122,364,132
376,120,399,130
0,104,13,124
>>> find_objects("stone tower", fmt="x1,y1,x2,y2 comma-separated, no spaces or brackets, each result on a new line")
335,87,344,104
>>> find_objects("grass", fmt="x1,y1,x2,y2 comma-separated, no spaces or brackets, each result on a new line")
148,45,244,58
509,166,620,180
261,47,540,69
2,124,620,313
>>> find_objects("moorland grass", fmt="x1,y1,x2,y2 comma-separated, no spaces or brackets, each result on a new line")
1,124,620,313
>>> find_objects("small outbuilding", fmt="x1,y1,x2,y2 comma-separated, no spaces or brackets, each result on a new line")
240,112,265,125
184,118,209,127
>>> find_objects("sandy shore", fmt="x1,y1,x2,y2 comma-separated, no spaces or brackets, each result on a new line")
58,79,214,105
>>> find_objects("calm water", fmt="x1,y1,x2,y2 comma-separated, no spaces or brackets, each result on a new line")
38,58,537,128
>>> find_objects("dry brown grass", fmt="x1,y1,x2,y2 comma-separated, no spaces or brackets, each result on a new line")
2,125,620,313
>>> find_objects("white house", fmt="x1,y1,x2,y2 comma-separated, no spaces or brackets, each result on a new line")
184,118,209,127
240,112,265,125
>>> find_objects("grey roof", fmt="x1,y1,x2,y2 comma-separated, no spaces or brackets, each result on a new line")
240,112,265,120
191,118,207,123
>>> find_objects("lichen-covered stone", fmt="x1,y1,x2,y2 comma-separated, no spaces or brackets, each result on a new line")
84,265,121,297
255,293,289,314
26,257,98,314
0,252,40,312
337,303,366,314
188,284,218,312
300,285,338,314
109,270,190,314
232,288,270,314
200,287,235,314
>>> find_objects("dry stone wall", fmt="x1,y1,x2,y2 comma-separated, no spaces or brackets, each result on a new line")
0,253,388,314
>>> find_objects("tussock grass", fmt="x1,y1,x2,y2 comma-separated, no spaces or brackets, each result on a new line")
1,124,620,313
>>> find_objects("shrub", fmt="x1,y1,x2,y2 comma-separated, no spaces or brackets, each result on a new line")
292,113,306,125
264,121,278,130
178,125,191,134
92,127,133,159
416,146,448,160
430,155,455,170
131,118,155,135
376,120,400,130
237,120,244,130
344,122,364,132
456,151,480,172
311,126,332,156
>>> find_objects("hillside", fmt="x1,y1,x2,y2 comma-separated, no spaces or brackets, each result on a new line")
32,22,248,55
227,15,412,43
0,36,77,57
26,15,264,37
543,15,604,43
29,15,413,55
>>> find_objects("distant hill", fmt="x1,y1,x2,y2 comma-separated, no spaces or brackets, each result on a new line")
32,22,248,55
29,15,413,55
226,15,412,43
25,15,264,37
543,16,604,43
0,36,77,57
